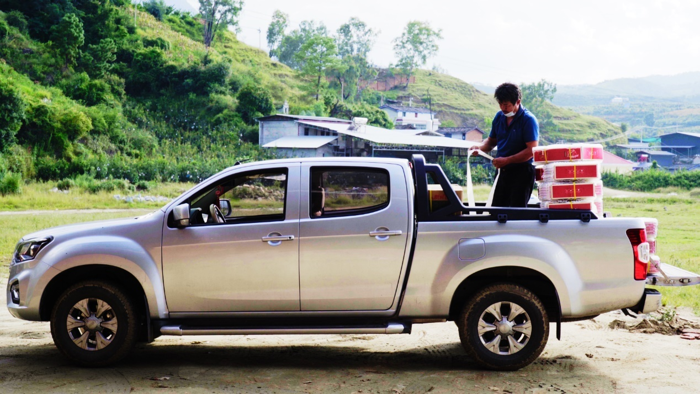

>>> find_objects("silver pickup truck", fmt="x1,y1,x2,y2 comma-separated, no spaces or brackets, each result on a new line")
7,155,699,370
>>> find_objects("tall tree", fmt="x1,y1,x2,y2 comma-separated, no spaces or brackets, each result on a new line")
198,0,243,48
335,17,377,58
277,20,327,70
50,13,84,69
392,21,442,86
295,35,338,101
266,10,288,59
521,79,557,133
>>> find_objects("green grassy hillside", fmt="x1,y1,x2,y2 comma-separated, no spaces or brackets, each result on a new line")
385,70,623,144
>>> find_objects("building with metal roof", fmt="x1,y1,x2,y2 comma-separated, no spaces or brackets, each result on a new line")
379,105,440,132
257,114,478,162
658,132,700,157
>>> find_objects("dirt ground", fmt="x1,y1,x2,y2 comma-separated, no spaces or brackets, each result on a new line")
2,285,700,394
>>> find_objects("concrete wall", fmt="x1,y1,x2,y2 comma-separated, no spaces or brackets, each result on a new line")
259,120,299,146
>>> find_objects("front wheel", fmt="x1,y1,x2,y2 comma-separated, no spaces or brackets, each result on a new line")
50,281,138,367
456,284,549,371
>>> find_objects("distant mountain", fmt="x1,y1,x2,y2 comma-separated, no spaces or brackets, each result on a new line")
470,83,495,95
554,72,700,106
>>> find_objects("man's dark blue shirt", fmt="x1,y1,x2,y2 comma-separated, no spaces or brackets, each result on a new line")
489,105,539,165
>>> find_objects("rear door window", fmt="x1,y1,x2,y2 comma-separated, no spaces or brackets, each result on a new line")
309,167,389,218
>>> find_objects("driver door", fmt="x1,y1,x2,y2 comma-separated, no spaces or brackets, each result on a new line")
162,164,301,312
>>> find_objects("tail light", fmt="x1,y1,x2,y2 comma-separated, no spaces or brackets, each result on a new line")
627,228,650,280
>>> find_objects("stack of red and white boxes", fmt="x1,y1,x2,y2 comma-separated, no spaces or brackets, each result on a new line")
533,143,605,216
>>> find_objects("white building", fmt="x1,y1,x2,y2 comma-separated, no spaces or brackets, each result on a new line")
257,114,478,162
379,105,441,132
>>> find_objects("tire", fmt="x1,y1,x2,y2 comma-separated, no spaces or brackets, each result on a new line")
50,281,138,367
456,283,549,371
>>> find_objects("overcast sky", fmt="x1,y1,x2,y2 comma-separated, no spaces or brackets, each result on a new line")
178,0,698,86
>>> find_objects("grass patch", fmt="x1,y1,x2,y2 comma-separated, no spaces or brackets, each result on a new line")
606,199,700,313
0,181,192,211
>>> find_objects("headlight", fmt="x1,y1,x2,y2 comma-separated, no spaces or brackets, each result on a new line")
12,237,53,264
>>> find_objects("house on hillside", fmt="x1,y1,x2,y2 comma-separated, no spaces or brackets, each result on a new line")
379,104,440,132
439,127,485,142
257,114,477,162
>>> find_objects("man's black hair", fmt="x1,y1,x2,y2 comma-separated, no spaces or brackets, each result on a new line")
494,82,522,105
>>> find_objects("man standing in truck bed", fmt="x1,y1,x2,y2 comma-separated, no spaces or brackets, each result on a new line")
471,82,539,207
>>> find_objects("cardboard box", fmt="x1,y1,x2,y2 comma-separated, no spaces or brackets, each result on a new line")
428,184,463,212
538,180,603,200
533,143,604,164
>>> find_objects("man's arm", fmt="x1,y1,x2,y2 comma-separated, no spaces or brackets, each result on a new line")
492,141,539,168
471,137,497,154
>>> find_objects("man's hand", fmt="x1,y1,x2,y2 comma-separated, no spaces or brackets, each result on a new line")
469,145,480,156
492,157,510,168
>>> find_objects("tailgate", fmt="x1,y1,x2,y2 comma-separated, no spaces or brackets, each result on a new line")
647,262,700,286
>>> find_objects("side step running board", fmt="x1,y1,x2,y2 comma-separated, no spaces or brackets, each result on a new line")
160,323,407,336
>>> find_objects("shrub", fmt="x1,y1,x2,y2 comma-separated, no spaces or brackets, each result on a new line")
143,0,169,21
5,10,28,33
0,79,26,150
136,180,150,191
57,179,75,191
0,172,22,195
143,37,171,51
237,84,274,124
0,19,8,39
4,145,34,179
689,188,700,198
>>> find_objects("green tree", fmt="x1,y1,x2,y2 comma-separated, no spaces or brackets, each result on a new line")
82,38,117,78
199,0,244,48
644,112,655,128
50,13,85,68
392,21,442,86
199,0,243,48
266,10,288,59
5,10,28,33
237,84,274,124
0,79,26,151
621,122,629,133
295,35,339,101
521,79,557,133
277,20,327,70
144,0,169,21
335,17,377,58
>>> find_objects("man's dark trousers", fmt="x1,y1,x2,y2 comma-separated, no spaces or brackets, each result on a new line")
491,163,535,207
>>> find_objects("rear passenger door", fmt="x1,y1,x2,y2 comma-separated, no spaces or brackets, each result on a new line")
299,163,410,311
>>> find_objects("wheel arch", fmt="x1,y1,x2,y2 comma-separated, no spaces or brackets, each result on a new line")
448,266,560,323
40,265,150,341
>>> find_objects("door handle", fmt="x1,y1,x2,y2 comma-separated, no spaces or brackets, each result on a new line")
369,230,402,237
261,235,295,242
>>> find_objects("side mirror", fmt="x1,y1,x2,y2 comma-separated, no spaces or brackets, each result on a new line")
172,203,190,228
219,199,232,217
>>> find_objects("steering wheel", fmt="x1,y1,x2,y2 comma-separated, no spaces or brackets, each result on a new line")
209,204,226,224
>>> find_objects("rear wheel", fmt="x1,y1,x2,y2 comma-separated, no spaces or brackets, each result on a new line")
50,281,137,367
456,283,549,371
